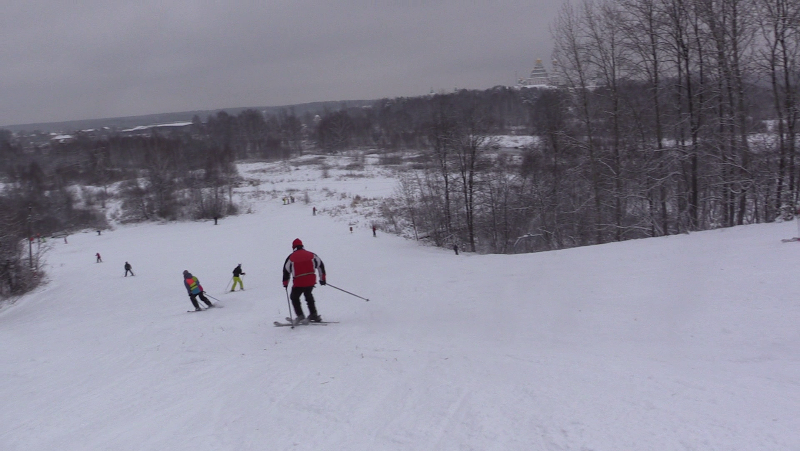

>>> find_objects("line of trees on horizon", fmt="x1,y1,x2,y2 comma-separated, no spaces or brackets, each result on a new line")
544,0,799,238
383,0,799,253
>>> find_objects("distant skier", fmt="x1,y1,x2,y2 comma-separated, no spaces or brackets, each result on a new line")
231,264,245,291
124,262,135,277
183,270,213,311
96,253,102,263
453,244,459,255
312,206,316,216
282,238,326,322
372,225,377,237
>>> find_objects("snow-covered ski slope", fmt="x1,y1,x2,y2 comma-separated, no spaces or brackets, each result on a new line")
1,156,799,450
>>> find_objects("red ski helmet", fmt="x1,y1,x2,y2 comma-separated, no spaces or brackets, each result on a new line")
292,238,303,249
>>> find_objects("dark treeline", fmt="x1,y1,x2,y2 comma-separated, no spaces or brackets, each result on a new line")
385,0,800,253
313,88,531,151
542,0,800,241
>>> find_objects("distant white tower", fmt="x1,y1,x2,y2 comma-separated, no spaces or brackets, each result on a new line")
516,59,551,88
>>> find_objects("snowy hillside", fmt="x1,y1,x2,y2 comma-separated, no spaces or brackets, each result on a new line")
1,155,799,450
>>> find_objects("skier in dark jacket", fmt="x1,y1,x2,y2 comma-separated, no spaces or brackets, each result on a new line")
124,262,134,277
183,270,213,311
231,264,245,291
282,238,326,322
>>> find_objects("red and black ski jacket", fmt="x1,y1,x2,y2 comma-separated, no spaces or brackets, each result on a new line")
282,248,325,288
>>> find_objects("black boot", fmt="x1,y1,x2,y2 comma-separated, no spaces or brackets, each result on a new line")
308,313,322,322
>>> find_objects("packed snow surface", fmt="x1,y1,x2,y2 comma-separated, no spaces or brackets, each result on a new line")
1,157,799,450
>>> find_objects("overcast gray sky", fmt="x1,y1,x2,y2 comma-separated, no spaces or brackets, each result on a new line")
0,1,564,126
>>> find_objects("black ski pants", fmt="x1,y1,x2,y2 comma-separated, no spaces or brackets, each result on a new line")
290,286,318,318
189,292,212,309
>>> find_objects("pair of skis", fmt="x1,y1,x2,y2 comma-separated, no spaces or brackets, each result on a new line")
186,304,222,313
186,308,336,329
273,317,338,327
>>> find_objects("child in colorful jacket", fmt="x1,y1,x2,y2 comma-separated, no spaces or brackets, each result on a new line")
183,270,213,311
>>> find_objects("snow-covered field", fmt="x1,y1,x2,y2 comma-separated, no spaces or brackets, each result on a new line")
493,134,538,149
1,155,799,450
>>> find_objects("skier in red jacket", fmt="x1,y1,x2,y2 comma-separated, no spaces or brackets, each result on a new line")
282,238,326,322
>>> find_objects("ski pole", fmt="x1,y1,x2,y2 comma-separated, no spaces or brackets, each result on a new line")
325,283,370,302
223,276,233,293
285,286,295,329
204,292,222,302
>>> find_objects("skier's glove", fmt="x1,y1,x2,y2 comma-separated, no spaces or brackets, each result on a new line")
320,279,326,286
283,281,288,288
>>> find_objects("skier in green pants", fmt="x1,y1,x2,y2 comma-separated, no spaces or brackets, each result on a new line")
231,264,245,291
